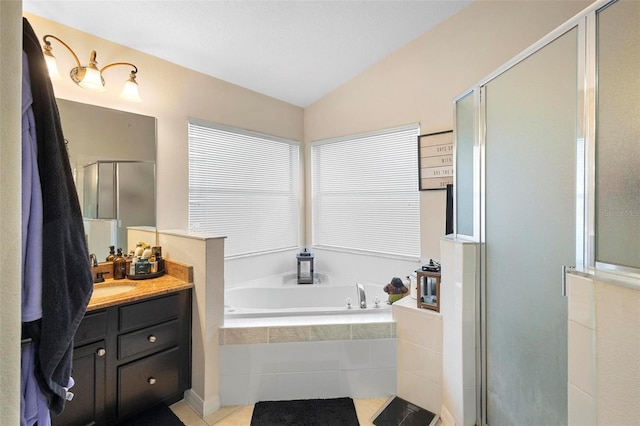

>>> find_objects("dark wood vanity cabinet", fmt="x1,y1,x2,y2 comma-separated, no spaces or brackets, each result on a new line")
52,339,107,426
52,289,192,426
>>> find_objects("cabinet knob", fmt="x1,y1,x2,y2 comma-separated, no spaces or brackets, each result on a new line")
148,377,156,385
148,335,157,343
96,348,106,357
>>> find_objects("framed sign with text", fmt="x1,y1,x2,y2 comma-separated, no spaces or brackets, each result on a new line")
418,130,453,190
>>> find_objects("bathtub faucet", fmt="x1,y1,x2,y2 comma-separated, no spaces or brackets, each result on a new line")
356,283,366,309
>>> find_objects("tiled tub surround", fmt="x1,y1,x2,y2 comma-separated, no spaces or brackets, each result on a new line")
219,256,408,405
392,296,443,417
219,318,397,405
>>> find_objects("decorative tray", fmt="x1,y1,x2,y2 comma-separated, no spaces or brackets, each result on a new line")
126,270,165,280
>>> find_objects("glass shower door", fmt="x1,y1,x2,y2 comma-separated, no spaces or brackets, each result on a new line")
482,27,578,425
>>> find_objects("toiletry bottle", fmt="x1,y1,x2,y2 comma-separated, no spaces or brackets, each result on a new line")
113,248,127,280
106,245,116,262
129,255,138,276
134,242,144,257
142,244,152,259
152,246,164,272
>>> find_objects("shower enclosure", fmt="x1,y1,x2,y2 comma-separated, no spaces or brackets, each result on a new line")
82,160,155,255
453,1,639,424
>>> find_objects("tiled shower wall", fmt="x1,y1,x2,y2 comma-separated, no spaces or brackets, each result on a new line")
439,237,477,426
567,272,640,426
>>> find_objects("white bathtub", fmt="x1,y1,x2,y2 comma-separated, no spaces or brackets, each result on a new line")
220,272,397,404
224,272,392,321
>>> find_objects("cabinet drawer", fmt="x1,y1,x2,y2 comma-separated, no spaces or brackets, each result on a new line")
119,294,179,332
75,311,107,347
118,320,179,360
118,348,180,420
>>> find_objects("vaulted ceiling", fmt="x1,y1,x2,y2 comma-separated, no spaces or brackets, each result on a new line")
23,0,472,107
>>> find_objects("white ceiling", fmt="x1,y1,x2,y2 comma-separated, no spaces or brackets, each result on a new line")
23,0,472,107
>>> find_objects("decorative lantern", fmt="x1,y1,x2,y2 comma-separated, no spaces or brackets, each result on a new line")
296,249,314,284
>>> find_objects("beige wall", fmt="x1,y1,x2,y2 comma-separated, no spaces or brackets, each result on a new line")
24,1,592,260
23,13,305,234
304,0,591,258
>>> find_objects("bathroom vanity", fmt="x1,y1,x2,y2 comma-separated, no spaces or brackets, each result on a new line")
52,262,193,426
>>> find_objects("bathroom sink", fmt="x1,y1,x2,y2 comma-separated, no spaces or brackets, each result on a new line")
92,284,137,298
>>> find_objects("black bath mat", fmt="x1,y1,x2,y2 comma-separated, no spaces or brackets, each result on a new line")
250,397,359,426
372,396,437,426
116,403,185,426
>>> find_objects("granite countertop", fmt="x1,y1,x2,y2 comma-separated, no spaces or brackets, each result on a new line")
87,259,193,311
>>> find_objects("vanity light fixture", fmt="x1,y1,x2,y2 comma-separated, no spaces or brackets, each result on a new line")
42,34,141,102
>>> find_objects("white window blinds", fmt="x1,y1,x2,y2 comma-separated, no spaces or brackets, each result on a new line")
188,119,300,257
311,124,420,258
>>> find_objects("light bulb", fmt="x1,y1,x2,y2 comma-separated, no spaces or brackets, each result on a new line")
43,52,62,80
120,75,141,102
78,66,105,91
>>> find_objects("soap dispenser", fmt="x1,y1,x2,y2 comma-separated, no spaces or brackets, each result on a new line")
142,244,152,259
113,248,127,280
134,242,145,257
106,245,116,262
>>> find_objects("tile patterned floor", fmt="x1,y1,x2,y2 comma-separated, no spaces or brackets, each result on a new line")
170,398,389,426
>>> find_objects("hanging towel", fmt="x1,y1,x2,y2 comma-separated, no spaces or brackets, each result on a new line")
22,18,94,415
21,341,51,426
21,48,50,426
21,49,43,323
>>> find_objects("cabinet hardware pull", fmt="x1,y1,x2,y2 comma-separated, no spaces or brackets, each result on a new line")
148,377,156,385
148,335,157,343
97,348,106,357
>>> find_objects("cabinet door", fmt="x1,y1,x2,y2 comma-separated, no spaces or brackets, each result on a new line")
52,341,107,426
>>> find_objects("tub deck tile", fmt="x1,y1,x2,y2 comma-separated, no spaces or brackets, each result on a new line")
224,327,269,345
352,322,393,340
220,317,396,345
310,324,351,341
269,326,310,343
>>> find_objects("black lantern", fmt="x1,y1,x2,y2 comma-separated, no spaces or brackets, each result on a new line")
296,249,314,284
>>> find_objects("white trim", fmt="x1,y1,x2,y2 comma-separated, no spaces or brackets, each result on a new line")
439,405,456,426
188,117,301,147
310,122,420,146
183,388,221,418
585,10,597,272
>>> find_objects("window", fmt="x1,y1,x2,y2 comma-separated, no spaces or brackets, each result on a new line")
188,119,300,257
311,124,420,258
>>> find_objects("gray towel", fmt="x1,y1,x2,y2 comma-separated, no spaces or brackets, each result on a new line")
23,17,94,415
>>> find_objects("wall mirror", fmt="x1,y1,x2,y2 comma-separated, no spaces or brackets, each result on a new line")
57,99,157,260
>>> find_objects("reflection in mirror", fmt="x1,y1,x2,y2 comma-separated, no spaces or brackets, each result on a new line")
455,91,475,238
57,99,157,260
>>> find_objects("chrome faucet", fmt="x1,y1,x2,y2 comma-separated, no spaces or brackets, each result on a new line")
356,283,366,309
89,253,98,267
